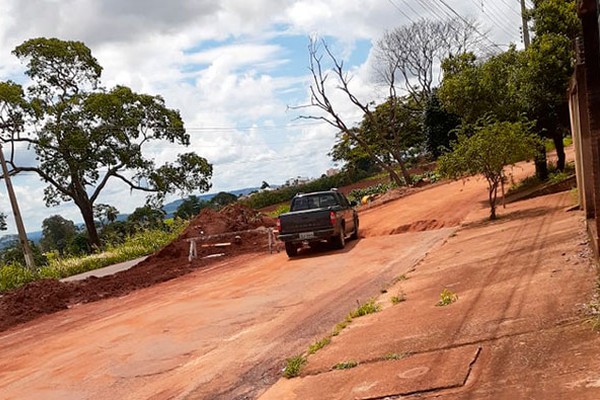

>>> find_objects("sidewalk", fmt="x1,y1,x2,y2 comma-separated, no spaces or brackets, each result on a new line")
60,256,147,282
260,191,600,399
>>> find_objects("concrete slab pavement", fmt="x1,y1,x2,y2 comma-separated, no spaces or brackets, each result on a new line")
260,191,600,399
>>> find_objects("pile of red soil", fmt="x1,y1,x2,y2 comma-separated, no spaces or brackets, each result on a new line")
0,205,276,333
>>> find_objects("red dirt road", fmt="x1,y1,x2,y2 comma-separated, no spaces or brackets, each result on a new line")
0,227,456,399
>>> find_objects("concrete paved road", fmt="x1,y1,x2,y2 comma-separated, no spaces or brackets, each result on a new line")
61,256,148,282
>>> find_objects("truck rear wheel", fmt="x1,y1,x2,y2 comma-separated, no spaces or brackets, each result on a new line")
350,217,359,240
331,226,345,250
285,242,298,257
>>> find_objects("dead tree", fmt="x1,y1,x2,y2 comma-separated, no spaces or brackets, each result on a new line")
373,18,482,109
293,39,408,187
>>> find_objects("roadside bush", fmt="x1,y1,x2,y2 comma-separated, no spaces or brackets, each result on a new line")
0,263,37,292
0,219,188,293
241,173,354,209
348,182,398,202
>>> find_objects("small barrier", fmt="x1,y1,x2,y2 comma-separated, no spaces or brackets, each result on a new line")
186,227,280,262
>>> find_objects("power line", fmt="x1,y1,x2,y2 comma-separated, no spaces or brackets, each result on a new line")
410,0,498,54
435,0,504,53
386,0,418,24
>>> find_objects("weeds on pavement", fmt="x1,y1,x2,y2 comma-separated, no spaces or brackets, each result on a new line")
283,354,307,378
384,352,409,360
391,291,406,305
332,360,358,370
349,299,381,318
308,337,331,355
436,288,458,306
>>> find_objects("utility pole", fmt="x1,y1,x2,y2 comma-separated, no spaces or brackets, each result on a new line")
520,0,531,48
0,143,35,269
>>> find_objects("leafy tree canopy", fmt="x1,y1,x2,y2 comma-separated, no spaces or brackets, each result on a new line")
437,119,539,220
174,195,208,220
40,214,78,256
0,38,213,248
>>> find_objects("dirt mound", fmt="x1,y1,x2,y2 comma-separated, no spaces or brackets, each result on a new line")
0,205,276,333
389,219,459,235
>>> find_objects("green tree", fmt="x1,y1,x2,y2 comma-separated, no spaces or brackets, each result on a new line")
423,89,460,158
0,38,213,248
520,0,580,173
438,48,525,125
174,195,207,219
40,215,78,256
93,203,119,228
210,192,238,208
437,120,539,220
0,240,47,266
127,205,166,232
330,98,425,185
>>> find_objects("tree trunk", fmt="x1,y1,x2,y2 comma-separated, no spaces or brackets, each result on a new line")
76,200,101,250
534,143,549,181
382,164,404,187
552,131,565,171
391,150,412,186
488,179,498,220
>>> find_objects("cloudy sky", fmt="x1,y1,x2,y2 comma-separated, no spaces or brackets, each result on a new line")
0,0,525,233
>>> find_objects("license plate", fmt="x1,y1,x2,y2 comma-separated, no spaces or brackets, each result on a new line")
299,232,315,240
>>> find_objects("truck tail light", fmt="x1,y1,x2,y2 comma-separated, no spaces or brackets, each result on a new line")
329,211,337,226
276,218,281,231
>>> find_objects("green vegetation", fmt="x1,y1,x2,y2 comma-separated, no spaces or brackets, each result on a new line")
348,183,398,202
332,360,358,370
0,220,187,293
437,119,539,220
385,352,409,360
507,162,576,196
349,299,381,318
267,204,290,218
240,172,358,210
391,291,406,305
332,317,352,336
1,38,212,247
283,354,307,378
308,337,332,355
436,288,458,307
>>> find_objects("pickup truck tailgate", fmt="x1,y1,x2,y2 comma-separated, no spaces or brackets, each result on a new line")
279,209,331,234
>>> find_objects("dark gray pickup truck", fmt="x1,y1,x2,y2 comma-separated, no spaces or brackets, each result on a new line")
276,190,359,257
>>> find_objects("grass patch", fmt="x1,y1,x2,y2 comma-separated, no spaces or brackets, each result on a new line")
393,274,408,284
507,162,576,197
266,204,290,218
391,291,406,305
384,352,409,360
332,318,351,336
436,288,458,307
349,299,381,318
283,354,307,378
0,220,188,293
308,337,331,355
332,360,358,370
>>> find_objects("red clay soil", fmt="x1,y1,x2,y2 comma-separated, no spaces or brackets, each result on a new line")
0,204,276,333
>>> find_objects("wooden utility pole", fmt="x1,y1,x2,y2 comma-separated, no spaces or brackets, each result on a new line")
520,0,531,48
0,143,35,269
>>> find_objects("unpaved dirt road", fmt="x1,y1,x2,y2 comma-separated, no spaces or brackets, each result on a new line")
0,228,459,400
0,160,541,400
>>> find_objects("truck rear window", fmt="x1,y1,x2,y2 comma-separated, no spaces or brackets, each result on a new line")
291,194,338,211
